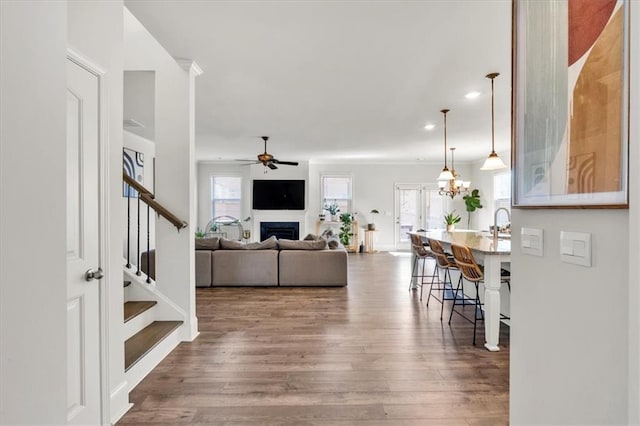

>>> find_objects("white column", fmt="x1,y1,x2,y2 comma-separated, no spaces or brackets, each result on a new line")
482,254,502,351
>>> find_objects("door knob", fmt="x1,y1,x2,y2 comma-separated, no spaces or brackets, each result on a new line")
85,267,104,282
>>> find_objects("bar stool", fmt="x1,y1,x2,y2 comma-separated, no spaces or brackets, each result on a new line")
408,233,436,300
448,243,510,345
426,238,462,320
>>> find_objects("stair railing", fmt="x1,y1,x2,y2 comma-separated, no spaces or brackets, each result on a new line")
123,172,188,283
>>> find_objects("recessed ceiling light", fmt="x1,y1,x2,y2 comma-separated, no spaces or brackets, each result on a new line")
465,91,481,100
424,123,436,130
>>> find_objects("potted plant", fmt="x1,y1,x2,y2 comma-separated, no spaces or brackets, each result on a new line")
367,209,379,230
463,189,483,229
195,228,206,239
324,201,340,221
339,212,354,249
444,211,461,232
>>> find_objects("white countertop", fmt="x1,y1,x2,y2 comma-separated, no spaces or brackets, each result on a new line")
413,230,511,255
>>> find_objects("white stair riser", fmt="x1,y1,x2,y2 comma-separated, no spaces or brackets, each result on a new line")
125,325,182,392
123,307,156,340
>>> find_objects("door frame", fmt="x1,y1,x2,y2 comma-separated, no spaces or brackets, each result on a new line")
393,183,426,250
67,47,111,425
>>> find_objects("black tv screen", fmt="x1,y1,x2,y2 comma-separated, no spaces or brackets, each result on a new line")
253,179,304,210
252,180,305,210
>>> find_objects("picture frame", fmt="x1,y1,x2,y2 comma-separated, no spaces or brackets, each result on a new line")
512,0,630,208
123,147,144,198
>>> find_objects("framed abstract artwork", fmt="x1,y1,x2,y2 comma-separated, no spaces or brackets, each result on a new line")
512,0,630,208
123,148,144,198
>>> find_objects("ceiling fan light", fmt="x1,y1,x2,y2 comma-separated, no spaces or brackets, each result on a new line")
480,152,507,170
437,168,454,181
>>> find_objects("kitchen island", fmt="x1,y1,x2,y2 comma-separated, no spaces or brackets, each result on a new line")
411,230,511,351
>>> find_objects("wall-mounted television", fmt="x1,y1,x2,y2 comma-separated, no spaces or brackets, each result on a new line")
252,180,305,210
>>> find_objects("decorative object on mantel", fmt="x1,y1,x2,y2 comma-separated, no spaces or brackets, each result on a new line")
439,147,470,198
339,212,355,249
463,189,483,228
367,209,379,230
436,109,470,198
443,211,461,232
480,72,507,171
318,213,326,221
324,201,340,221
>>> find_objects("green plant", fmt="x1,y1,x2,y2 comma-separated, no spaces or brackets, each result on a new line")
209,222,219,232
463,189,483,228
324,201,340,216
195,228,206,239
443,211,462,226
338,212,354,246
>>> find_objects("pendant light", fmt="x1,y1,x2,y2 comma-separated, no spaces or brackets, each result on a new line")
480,72,507,171
437,109,454,181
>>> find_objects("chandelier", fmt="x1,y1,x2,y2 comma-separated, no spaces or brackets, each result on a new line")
436,109,470,198
439,147,470,198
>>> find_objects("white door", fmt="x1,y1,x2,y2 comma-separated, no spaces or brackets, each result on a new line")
394,184,425,250
66,57,102,425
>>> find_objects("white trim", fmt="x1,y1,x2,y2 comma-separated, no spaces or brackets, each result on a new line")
66,47,111,426
109,380,132,424
175,58,204,76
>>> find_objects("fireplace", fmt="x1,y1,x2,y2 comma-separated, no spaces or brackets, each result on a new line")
260,221,299,241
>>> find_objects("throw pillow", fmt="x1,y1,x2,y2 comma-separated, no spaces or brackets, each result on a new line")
303,233,319,241
320,228,334,238
326,237,340,249
195,237,220,250
219,235,278,250
278,238,327,250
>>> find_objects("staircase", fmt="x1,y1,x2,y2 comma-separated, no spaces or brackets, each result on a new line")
123,280,184,389
121,172,193,392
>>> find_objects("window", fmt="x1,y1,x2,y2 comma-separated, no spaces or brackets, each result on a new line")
322,175,352,214
493,171,511,226
211,176,242,219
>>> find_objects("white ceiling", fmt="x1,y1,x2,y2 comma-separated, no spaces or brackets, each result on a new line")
125,0,512,164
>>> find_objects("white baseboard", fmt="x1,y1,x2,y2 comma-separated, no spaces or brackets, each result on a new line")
110,380,132,424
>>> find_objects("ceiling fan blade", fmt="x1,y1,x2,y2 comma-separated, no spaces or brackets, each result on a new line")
235,159,258,162
267,163,278,170
272,159,299,166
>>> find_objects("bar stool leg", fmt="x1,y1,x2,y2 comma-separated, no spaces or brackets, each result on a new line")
426,261,439,307
408,255,418,291
419,257,426,300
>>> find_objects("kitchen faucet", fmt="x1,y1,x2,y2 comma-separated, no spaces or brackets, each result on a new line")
493,207,511,239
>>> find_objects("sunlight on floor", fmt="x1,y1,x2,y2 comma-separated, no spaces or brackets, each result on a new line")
388,251,412,257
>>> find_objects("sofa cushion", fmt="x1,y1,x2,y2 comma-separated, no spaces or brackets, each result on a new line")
278,238,327,250
279,249,348,286
219,235,278,250
195,237,220,251
212,250,278,286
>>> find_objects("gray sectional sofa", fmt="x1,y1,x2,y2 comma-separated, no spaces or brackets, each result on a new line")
141,235,348,287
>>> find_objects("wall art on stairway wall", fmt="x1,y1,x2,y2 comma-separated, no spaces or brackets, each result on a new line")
512,0,630,208
123,147,144,197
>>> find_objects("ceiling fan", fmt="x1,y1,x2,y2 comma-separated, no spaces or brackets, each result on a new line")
237,136,299,170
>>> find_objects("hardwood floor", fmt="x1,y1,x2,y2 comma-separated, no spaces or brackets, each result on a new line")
118,252,509,425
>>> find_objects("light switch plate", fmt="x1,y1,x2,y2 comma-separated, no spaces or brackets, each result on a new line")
521,227,543,256
560,231,591,267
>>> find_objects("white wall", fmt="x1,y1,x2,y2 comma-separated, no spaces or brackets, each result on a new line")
124,71,155,140
0,2,68,423
124,7,198,340
309,162,470,250
67,0,126,422
510,6,638,424
198,160,472,249
628,2,640,421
